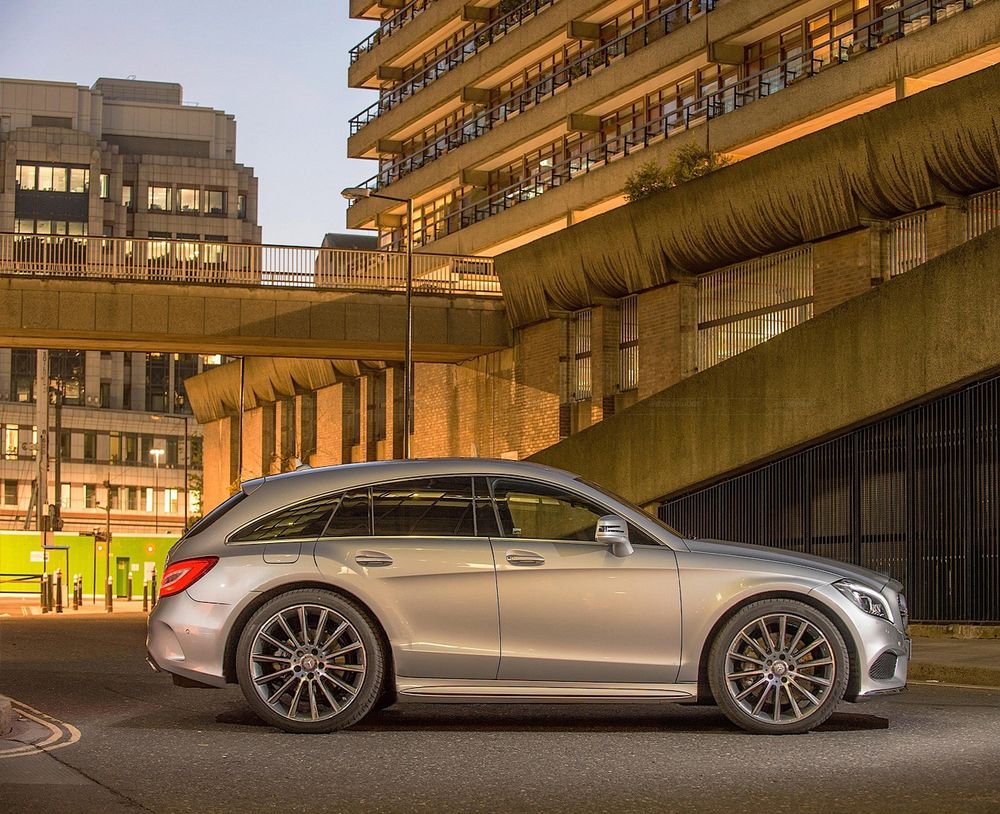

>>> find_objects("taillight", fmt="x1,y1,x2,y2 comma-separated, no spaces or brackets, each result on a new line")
159,557,218,598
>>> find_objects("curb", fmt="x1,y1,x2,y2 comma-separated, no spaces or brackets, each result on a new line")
909,661,1000,688
0,696,12,737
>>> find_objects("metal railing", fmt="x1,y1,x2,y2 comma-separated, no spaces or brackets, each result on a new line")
396,0,982,248
0,233,501,297
353,0,713,195
349,0,560,136
349,0,439,64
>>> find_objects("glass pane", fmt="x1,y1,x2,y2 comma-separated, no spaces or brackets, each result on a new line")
230,494,336,542
17,165,36,190
324,489,371,537
69,168,89,193
371,477,476,537
491,478,606,542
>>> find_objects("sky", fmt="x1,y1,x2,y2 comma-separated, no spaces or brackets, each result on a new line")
1,0,378,247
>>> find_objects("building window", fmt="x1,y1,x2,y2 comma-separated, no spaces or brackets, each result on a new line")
3,425,18,461
84,484,98,508
108,486,120,510
166,436,179,467
164,488,179,513
83,432,97,462
572,310,592,401
38,165,68,192
70,168,90,194
148,185,172,211
99,173,110,199
126,486,138,511
2,480,17,506
16,164,36,190
178,188,200,213
205,189,226,215
122,183,134,210
888,211,928,278
61,483,72,509
619,295,639,392
237,193,247,219
697,246,814,371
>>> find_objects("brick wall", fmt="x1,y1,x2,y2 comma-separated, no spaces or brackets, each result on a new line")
813,228,877,316
637,284,682,400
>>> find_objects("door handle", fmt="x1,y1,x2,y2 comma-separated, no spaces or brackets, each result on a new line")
355,550,393,568
505,549,545,567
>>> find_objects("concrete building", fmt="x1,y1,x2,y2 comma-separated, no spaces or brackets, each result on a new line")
191,49,1000,623
0,76,260,534
343,0,999,256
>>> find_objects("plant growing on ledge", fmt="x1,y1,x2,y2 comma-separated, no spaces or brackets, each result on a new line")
497,0,524,15
623,145,733,202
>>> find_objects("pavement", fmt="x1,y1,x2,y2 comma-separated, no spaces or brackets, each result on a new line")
1,615,1000,813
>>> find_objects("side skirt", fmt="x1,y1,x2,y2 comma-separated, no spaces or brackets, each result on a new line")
395,677,698,704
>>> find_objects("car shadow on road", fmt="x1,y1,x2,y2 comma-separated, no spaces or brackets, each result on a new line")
211,704,889,734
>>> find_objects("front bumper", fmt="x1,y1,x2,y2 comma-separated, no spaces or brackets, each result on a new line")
146,591,237,688
809,583,910,701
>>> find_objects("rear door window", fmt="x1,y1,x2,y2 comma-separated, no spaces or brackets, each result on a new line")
371,477,477,537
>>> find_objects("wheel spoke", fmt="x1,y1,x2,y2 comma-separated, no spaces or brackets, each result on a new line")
792,671,831,687
316,676,341,714
738,631,768,659
726,668,764,680
778,615,787,652
787,618,808,654
276,613,302,649
267,675,297,704
784,683,803,719
327,663,365,673
758,619,775,652
259,632,292,654
751,683,772,716
308,682,319,721
789,677,821,706
321,672,359,696
772,683,781,722
251,654,292,664
728,651,766,667
298,606,310,645
326,642,363,659
254,666,293,685
793,637,824,660
735,677,768,702
289,678,306,718
313,609,329,647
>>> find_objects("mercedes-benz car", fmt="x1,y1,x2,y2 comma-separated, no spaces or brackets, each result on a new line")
147,459,909,735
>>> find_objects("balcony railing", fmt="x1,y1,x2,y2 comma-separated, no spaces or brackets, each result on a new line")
349,0,560,136
0,233,501,297
393,0,980,248
354,0,713,195
349,0,439,64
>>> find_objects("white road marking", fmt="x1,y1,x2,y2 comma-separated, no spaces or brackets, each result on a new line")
0,700,81,759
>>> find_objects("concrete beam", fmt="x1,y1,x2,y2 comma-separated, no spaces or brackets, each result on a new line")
531,228,1000,508
0,277,510,363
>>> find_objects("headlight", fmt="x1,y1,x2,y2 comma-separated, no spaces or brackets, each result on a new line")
834,580,893,622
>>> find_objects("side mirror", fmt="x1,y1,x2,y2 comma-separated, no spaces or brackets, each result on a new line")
596,514,633,558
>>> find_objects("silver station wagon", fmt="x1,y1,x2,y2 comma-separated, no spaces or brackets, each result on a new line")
147,459,909,735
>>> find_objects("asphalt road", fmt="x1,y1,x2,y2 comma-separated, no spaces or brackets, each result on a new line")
1,616,999,814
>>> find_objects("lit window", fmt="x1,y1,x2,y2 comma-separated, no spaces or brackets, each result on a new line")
178,188,200,213
16,164,36,190
164,488,178,513
122,183,134,210
2,480,17,506
237,193,247,219
145,488,155,513
148,185,172,211
619,295,639,392
70,168,90,194
100,173,110,199
205,189,226,215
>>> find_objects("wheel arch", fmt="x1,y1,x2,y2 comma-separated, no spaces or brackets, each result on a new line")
222,580,395,685
695,590,862,704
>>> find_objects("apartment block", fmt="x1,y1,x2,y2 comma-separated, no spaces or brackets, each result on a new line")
0,76,261,534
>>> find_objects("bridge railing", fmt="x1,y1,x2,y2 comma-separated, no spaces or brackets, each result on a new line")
0,233,501,297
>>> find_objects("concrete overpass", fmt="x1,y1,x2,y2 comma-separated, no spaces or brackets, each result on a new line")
0,233,509,361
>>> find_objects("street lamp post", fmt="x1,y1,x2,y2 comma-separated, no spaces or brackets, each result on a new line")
341,187,413,459
149,447,164,533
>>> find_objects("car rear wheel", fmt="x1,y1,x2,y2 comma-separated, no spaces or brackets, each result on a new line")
236,588,385,734
708,598,849,735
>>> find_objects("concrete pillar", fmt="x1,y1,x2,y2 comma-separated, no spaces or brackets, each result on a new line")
589,303,621,424
514,316,567,457
129,352,145,411
110,352,125,410
926,201,967,260
637,284,682,400
813,227,879,316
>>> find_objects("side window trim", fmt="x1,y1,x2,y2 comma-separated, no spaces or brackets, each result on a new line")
369,476,477,539
226,492,338,545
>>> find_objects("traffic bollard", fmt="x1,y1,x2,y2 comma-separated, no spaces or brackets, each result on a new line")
151,568,158,609
40,573,49,613
143,583,149,613
127,572,133,603
72,575,79,610
55,569,63,613
106,576,113,613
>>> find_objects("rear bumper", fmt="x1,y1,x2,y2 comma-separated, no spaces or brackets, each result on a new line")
146,591,235,688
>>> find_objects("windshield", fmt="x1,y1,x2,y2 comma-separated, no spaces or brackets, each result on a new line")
577,478,685,539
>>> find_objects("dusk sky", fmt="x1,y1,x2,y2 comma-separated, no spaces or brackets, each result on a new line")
1,0,378,246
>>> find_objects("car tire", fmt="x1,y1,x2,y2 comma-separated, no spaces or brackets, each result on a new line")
236,588,386,734
708,598,850,735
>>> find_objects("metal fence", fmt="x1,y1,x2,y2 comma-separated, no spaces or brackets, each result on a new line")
659,372,1000,623
0,232,501,297
968,187,1000,239
888,211,928,278
349,0,439,64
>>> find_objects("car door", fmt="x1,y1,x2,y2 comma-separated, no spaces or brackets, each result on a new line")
313,476,499,681
489,477,682,684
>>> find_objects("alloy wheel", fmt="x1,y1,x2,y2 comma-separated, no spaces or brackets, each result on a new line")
248,603,367,723
723,613,836,726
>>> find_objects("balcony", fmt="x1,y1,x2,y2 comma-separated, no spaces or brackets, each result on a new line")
349,0,560,136
353,0,713,195
349,0,440,64
380,0,984,248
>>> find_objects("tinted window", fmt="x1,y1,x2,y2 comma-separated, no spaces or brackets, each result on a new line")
474,477,500,537
371,477,476,537
491,478,607,542
229,494,335,543
324,489,371,537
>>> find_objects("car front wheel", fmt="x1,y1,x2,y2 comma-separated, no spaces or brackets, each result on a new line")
235,588,386,734
708,598,850,735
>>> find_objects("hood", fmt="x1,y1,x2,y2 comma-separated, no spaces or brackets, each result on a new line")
684,538,891,590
